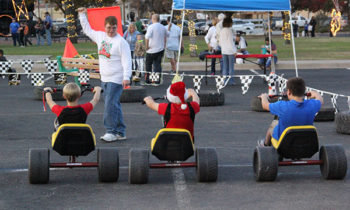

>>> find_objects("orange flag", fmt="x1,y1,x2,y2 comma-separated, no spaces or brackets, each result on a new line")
87,6,123,36
63,38,79,58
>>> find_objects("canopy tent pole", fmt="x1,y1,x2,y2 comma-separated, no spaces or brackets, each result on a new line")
267,12,275,74
288,10,299,77
175,8,186,74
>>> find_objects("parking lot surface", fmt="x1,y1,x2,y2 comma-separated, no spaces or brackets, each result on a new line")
0,68,349,210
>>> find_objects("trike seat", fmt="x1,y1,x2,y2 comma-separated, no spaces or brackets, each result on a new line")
52,123,96,156
151,128,194,161
271,125,319,159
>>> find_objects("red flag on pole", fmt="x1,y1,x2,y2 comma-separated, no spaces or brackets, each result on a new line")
87,6,123,36
63,38,79,58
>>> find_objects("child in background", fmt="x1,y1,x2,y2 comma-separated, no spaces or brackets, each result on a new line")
23,22,33,46
44,82,102,130
133,34,146,82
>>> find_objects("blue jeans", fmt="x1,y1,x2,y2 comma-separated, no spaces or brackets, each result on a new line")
36,34,44,45
222,54,235,85
11,33,20,46
45,29,51,46
102,82,125,136
259,56,278,67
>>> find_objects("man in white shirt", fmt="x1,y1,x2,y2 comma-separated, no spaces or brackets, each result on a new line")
78,7,132,142
235,34,249,55
145,14,167,84
165,17,182,73
204,17,221,75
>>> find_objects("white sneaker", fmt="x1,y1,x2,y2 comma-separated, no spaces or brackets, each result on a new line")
100,133,117,142
116,134,127,140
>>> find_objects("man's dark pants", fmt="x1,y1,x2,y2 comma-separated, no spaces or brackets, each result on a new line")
145,50,164,84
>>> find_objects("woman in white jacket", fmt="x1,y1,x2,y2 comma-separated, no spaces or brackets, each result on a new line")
219,17,237,85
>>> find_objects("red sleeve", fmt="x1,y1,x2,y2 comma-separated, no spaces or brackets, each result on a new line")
80,102,94,115
190,102,200,114
51,105,64,117
157,103,167,116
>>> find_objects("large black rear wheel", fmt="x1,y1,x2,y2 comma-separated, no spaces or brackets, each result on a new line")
29,148,50,184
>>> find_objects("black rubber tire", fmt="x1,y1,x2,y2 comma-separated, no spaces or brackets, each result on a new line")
98,147,119,182
335,111,350,134
120,86,147,103
253,146,278,181
196,147,218,182
319,145,347,180
129,149,149,184
314,107,335,122
251,96,278,112
198,91,224,107
34,86,65,101
29,148,50,184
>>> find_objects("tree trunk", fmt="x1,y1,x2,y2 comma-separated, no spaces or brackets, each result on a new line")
187,11,197,57
65,0,78,43
282,12,291,45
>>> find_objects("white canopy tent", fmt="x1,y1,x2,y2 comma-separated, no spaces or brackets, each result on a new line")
171,0,299,77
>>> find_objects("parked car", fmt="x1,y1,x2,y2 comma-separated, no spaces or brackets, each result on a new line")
195,21,206,35
232,19,255,35
52,20,82,36
275,15,308,29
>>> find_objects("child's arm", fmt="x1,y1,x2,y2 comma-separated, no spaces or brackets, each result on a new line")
90,86,102,107
43,87,57,109
258,93,270,111
308,90,324,105
144,96,159,112
187,89,200,105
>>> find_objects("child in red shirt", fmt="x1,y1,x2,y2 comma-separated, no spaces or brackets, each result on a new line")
143,81,200,139
44,82,101,130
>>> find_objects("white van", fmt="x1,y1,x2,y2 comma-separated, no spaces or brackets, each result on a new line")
275,16,308,29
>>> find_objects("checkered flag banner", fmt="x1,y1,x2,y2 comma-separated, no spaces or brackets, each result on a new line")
215,76,228,93
44,58,58,73
193,75,204,93
54,73,67,85
21,59,34,78
78,70,90,84
266,73,278,88
150,72,160,83
0,61,11,79
31,73,44,86
8,74,21,86
239,76,254,95
278,77,287,94
81,54,90,59
331,94,339,113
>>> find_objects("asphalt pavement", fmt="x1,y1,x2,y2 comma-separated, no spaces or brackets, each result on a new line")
0,68,350,210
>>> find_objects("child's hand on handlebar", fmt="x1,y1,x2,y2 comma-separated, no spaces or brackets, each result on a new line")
44,87,53,93
258,93,268,99
93,86,102,93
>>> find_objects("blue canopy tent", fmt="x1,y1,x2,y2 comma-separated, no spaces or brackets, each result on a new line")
171,0,299,77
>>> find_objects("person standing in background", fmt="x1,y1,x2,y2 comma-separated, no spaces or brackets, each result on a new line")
310,17,317,37
9,19,20,47
204,17,220,75
123,23,140,71
44,12,52,46
23,22,33,46
145,14,167,85
35,18,45,46
219,16,236,85
164,16,182,73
